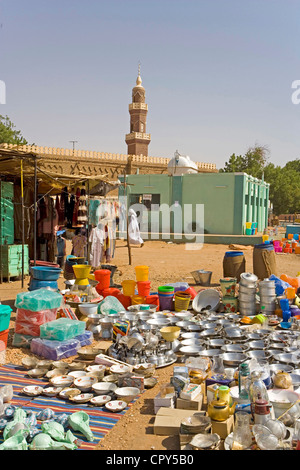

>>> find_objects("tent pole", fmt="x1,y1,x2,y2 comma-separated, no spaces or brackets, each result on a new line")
21,159,25,288
123,171,132,266
34,157,37,266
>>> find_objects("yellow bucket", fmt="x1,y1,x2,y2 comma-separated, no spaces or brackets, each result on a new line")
72,264,91,279
132,295,145,305
122,280,136,297
262,235,269,242
245,222,252,229
135,265,149,282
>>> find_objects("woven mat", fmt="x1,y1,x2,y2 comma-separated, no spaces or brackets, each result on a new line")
0,364,137,450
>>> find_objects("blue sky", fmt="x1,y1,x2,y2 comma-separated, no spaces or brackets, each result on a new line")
0,0,299,168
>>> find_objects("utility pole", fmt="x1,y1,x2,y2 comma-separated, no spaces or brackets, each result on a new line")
69,140,78,154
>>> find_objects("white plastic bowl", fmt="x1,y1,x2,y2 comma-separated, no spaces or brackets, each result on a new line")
267,388,300,418
78,303,99,316
114,387,140,403
92,382,117,395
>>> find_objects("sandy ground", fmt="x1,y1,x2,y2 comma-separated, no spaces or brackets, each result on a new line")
0,238,299,451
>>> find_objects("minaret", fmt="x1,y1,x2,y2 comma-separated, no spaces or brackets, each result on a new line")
125,65,151,156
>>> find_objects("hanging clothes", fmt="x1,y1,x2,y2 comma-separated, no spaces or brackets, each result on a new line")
66,190,75,228
72,187,81,226
77,185,88,225
72,232,87,258
89,226,104,268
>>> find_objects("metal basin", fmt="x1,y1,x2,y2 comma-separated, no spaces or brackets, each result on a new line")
221,344,249,353
176,321,195,330
239,284,257,294
220,353,248,367
273,353,300,365
181,332,202,340
181,338,203,347
191,270,212,286
207,338,229,348
199,349,222,358
269,363,294,374
179,345,205,356
192,289,220,313
187,324,202,332
247,349,271,361
216,319,234,328
199,328,221,338
147,318,171,328
199,321,218,329
291,374,300,387
248,340,267,350
224,327,245,339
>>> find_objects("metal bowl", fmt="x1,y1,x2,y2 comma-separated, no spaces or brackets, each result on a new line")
291,374,300,387
199,349,222,358
176,321,194,330
207,338,229,348
273,353,300,365
179,345,205,356
147,318,171,328
221,344,249,353
199,328,221,338
246,333,262,341
220,353,248,367
199,321,218,329
187,324,202,332
238,284,257,294
181,332,202,340
181,338,203,347
268,342,285,350
247,349,271,361
248,340,267,350
216,319,234,328
224,327,245,339
269,363,294,374
192,289,220,313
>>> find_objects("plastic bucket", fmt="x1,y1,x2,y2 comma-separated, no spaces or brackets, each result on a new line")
116,293,132,309
73,264,91,279
94,269,111,290
102,287,121,298
30,266,62,281
223,296,238,313
174,291,191,312
29,279,58,291
158,294,174,311
0,305,12,331
158,286,175,294
220,277,237,297
145,294,159,310
285,287,296,299
137,281,151,297
132,295,145,305
0,329,9,347
246,222,252,229
122,280,136,297
135,265,149,282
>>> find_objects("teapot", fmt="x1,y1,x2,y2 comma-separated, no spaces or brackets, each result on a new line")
207,395,236,421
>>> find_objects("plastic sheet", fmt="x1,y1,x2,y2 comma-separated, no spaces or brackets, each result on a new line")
39,318,86,341
15,289,63,312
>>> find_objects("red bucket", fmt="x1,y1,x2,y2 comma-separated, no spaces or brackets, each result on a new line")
145,294,159,311
184,287,198,299
117,293,132,309
101,287,120,298
94,269,111,290
137,281,151,297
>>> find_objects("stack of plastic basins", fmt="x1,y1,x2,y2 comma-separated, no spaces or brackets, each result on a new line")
0,305,12,347
30,317,91,360
13,288,63,349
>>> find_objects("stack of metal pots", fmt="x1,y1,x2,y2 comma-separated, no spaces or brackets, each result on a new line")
238,272,258,316
259,278,277,315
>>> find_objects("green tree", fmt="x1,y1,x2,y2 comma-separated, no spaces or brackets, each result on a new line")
0,115,28,145
220,144,269,178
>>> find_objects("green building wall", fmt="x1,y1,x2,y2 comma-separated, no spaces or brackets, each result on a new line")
119,172,269,238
